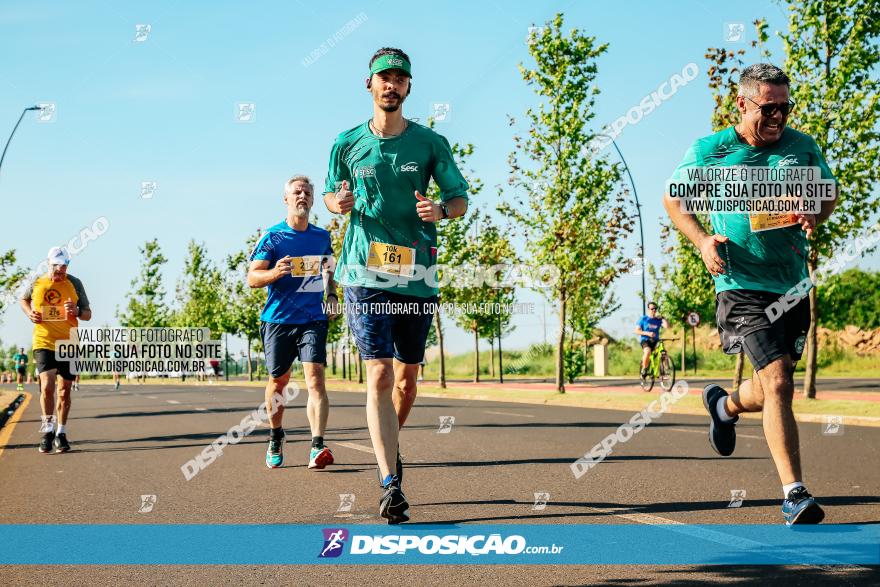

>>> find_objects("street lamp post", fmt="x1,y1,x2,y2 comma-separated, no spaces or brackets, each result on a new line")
595,134,646,315
0,106,42,179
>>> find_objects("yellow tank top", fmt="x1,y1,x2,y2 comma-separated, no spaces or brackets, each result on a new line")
31,275,79,351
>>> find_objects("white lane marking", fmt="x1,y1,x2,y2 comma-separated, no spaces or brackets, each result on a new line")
145,395,158,400
335,441,375,454
483,410,535,418
195,407,208,412
166,400,180,405
667,427,764,440
587,507,684,525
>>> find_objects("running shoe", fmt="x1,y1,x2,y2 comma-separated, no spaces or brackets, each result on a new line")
378,476,409,525
73,383,79,392
702,384,738,456
114,381,120,391
54,433,71,453
308,446,334,469
782,486,825,526
265,434,285,468
16,383,23,391
39,431,55,454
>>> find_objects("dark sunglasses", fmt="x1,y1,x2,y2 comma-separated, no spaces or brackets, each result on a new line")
744,95,796,117
647,306,658,311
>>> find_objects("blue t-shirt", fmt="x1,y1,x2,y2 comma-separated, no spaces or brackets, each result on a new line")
250,221,334,325
637,316,663,343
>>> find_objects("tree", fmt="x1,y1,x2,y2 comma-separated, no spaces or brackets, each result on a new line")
500,14,633,392
780,0,880,397
117,239,171,327
433,138,481,388
817,269,880,329
0,250,24,324
225,231,267,381
449,211,517,382
174,241,227,337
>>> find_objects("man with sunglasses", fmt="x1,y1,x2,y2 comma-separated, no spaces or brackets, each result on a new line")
664,64,837,525
636,303,669,378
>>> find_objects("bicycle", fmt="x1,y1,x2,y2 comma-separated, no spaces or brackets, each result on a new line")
639,338,676,392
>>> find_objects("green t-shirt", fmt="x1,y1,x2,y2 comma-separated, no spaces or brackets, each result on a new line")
13,353,28,367
324,120,469,298
670,126,836,295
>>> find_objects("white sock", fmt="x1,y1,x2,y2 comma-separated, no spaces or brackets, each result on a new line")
715,397,736,423
39,415,55,433
57,424,66,434
783,482,804,498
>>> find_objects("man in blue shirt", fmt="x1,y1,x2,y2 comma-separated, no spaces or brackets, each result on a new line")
248,175,340,470
636,302,669,378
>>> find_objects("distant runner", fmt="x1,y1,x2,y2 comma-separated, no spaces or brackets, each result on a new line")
13,347,28,391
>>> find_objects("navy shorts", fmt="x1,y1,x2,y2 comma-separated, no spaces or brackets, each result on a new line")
344,286,437,364
716,289,811,371
260,320,328,378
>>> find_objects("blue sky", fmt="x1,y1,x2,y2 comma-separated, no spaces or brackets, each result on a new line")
1,0,876,354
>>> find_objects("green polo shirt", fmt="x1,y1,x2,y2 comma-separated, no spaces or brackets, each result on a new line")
324,120,469,298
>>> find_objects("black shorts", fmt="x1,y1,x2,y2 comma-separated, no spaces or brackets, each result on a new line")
716,289,810,371
260,320,328,378
640,339,658,351
16,365,27,376
33,349,75,381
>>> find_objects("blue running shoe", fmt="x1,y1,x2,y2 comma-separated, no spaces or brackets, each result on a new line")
265,434,284,468
783,486,825,525
702,384,738,456
308,446,334,469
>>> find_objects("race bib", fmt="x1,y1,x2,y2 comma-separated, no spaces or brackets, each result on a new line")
367,241,415,277
749,211,798,232
42,305,66,321
289,256,322,277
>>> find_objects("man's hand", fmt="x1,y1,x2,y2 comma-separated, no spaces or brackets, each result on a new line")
274,256,293,279
27,308,42,324
64,298,78,319
797,213,817,239
326,296,342,321
334,180,355,214
699,234,729,277
415,191,441,222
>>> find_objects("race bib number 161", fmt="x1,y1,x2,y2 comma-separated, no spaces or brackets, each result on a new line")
367,241,415,277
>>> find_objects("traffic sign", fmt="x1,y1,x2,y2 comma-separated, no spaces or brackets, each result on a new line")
686,311,701,327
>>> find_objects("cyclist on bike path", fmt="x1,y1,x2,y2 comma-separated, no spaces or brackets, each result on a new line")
636,302,669,378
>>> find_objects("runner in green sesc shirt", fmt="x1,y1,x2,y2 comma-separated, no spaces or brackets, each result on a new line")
323,47,469,524
664,63,837,525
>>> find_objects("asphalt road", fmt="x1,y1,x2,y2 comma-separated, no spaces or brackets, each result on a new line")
1,381,877,585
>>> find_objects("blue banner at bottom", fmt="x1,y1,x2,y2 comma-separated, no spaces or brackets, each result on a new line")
0,524,877,565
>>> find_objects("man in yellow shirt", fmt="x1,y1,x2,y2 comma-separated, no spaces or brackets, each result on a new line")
19,247,92,453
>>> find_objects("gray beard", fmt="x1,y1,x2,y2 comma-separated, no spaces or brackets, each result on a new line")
293,207,309,219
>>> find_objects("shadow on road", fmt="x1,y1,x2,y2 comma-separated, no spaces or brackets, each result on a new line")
417,495,880,525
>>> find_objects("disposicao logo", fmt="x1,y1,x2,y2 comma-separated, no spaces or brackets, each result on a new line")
319,528,349,558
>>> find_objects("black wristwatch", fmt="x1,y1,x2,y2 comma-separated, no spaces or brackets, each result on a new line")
440,203,449,219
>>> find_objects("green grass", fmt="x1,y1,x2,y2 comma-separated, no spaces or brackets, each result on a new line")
325,380,880,421
425,339,879,380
